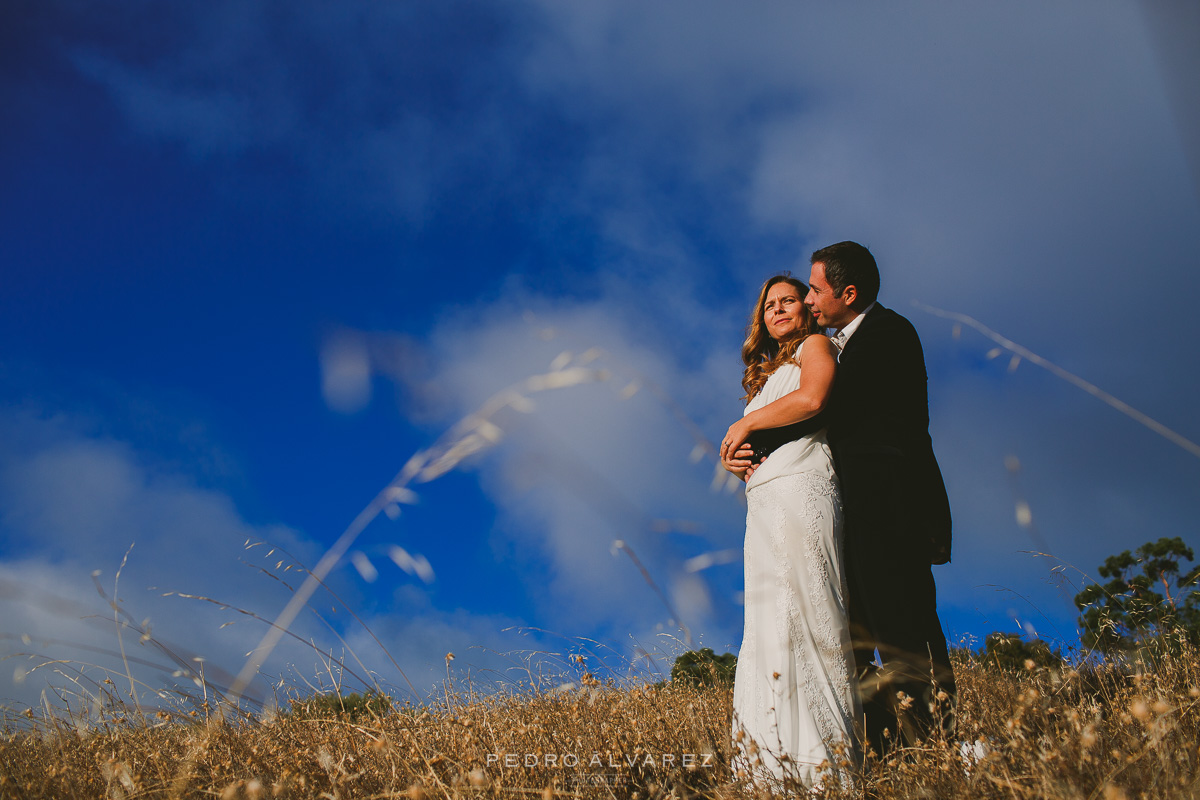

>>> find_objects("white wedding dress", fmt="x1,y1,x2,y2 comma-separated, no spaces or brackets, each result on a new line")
731,357,860,787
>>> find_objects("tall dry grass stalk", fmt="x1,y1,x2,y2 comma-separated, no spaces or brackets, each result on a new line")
913,302,1200,461
236,326,740,708
3,641,1198,799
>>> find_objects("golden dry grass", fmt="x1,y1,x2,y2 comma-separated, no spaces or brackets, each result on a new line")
2,643,1199,800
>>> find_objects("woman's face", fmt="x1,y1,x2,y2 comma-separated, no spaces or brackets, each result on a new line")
763,281,805,342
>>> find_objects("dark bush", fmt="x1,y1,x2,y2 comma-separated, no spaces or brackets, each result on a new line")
288,690,393,721
670,648,737,686
980,632,1063,672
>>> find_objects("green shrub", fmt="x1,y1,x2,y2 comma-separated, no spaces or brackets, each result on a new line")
670,648,737,686
288,690,393,721
979,632,1063,671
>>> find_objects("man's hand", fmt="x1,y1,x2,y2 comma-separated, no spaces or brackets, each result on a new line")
722,443,759,482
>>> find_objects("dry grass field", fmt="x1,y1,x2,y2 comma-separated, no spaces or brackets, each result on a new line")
2,639,1198,800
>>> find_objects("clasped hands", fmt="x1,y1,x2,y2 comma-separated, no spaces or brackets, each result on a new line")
720,418,761,482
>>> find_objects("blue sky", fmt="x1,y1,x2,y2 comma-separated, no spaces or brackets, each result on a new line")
3,1,1199,710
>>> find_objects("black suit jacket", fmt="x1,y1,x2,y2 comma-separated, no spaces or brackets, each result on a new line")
826,304,952,564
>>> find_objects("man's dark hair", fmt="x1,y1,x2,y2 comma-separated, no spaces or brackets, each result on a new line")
810,241,880,307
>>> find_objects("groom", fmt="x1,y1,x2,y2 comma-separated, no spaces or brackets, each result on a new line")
804,241,955,754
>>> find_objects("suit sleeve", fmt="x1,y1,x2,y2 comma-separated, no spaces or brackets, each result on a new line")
840,311,952,564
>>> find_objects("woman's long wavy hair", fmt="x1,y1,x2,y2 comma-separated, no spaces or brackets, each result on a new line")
741,274,821,403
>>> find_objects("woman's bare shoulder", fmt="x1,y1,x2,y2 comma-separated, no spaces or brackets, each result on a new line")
796,333,836,363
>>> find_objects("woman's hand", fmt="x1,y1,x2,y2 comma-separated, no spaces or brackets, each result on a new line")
721,424,759,482
721,335,839,482
721,418,756,464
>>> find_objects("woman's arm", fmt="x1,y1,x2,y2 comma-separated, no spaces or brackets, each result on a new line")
720,335,838,467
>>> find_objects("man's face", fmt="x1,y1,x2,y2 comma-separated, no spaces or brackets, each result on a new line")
805,261,857,330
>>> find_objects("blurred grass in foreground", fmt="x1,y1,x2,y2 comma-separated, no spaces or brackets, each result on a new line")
3,637,1199,799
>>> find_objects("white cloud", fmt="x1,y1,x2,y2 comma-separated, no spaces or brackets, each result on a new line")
0,412,356,709
0,389,736,711
403,296,748,639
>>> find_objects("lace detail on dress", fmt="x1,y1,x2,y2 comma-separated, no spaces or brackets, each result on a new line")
732,352,859,788
797,476,853,738
767,473,849,753
729,472,854,786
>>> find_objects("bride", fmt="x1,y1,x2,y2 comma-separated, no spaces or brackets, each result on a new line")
720,274,861,787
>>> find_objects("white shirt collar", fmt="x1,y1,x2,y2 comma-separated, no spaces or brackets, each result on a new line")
832,301,876,346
